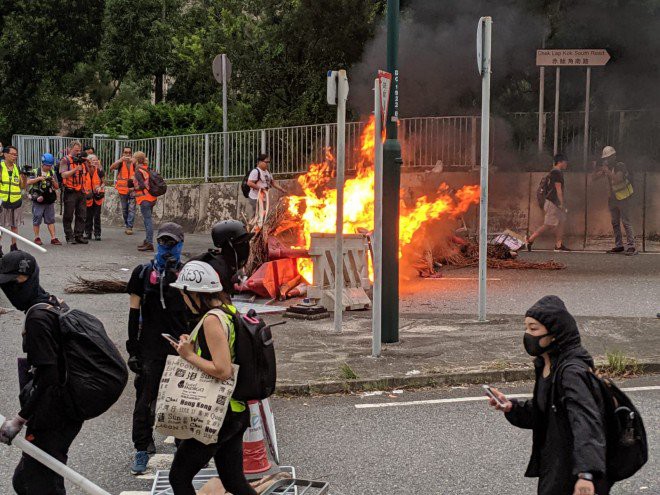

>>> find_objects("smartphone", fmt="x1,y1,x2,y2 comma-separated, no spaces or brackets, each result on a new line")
482,384,506,407
162,333,179,345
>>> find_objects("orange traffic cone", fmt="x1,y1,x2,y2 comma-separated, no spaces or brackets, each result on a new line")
243,401,272,474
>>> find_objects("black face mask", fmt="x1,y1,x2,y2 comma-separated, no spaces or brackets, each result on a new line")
523,333,556,357
0,267,51,312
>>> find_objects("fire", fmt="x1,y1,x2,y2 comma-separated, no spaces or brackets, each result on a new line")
286,116,480,283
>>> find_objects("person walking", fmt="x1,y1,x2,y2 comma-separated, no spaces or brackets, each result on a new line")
595,146,637,255
109,146,136,235
83,154,105,241
167,260,257,495
59,141,88,244
486,295,611,495
0,145,28,255
126,222,188,475
526,154,571,252
26,153,62,246
134,152,157,252
246,154,285,223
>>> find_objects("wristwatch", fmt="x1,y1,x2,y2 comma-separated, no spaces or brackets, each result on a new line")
577,472,594,481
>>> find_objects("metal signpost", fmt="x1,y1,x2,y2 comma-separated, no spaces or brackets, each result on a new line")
477,16,492,322
327,70,349,333
213,54,232,176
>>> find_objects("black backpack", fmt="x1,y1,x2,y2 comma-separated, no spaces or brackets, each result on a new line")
536,173,551,209
241,168,260,198
26,304,129,421
221,306,276,401
146,169,168,197
554,362,648,482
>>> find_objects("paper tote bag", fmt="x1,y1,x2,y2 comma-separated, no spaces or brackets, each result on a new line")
154,354,239,445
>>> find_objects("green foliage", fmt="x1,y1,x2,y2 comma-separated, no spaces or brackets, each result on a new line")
339,363,359,380
601,350,640,377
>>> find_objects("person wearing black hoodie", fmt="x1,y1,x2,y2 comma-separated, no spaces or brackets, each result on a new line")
0,250,84,495
487,295,611,495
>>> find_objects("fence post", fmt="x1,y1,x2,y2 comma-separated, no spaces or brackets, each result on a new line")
156,137,162,174
204,134,210,182
261,129,266,154
223,132,229,177
618,111,626,148
471,116,478,168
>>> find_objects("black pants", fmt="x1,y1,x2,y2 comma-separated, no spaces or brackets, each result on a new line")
132,359,165,451
62,189,86,240
12,420,84,495
169,410,257,495
84,203,102,237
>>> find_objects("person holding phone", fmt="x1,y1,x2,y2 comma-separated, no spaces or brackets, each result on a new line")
486,296,611,495
125,222,188,475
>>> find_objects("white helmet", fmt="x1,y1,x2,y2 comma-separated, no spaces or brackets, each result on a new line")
602,146,616,159
170,261,223,293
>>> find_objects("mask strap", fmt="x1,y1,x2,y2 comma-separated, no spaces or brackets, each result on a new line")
183,287,202,314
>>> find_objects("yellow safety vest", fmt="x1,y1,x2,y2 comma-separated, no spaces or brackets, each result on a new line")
191,305,246,413
612,178,634,201
0,161,22,205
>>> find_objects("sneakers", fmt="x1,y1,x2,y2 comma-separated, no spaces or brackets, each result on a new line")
125,228,134,235
625,247,638,256
74,236,89,245
34,237,43,246
137,242,154,252
526,240,533,252
83,233,92,240
51,238,63,246
146,439,156,455
10,243,18,252
131,451,149,475
554,244,571,252
607,246,625,253
94,235,101,241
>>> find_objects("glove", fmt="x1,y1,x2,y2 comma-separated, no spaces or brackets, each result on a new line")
127,355,142,374
0,415,27,445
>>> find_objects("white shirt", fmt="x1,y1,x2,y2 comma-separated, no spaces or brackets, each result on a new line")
248,168,273,200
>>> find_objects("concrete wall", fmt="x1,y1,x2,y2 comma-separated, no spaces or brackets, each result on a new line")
102,172,660,251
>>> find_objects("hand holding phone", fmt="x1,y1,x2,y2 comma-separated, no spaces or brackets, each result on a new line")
162,333,179,345
483,385,512,412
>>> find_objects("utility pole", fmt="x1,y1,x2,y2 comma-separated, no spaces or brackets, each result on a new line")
381,0,401,343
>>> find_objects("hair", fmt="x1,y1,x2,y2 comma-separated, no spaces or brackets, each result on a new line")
87,154,99,162
133,151,147,164
4,145,17,154
70,140,82,149
257,153,270,163
84,145,95,152
122,145,132,153
553,153,567,165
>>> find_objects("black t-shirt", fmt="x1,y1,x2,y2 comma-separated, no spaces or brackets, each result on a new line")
23,307,61,367
545,168,564,207
536,374,552,415
127,263,189,360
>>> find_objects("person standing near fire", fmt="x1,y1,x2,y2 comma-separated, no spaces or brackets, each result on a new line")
526,154,571,252
59,140,89,244
246,154,285,225
110,146,136,235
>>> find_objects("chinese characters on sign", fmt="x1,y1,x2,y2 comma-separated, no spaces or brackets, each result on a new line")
536,49,610,67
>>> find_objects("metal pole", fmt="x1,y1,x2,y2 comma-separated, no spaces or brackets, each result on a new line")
553,67,560,155
261,130,266,154
372,77,383,357
583,67,591,166
0,226,47,253
222,54,229,177
381,0,401,343
333,70,348,333
204,133,210,182
538,66,545,154
477,17,492,322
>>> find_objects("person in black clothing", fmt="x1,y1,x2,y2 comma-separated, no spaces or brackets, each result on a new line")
126,222,188,475
0,251,84,495
487,296,610,495
526,154,571,252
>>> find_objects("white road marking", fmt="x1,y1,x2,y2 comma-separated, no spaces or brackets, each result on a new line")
136,453,174,480
355,385,660,409
422,277,502,281
119,492,150,495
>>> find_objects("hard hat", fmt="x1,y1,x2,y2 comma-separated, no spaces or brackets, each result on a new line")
601,146,616,159
170,260,223,293
211,220,253,248
41,153,55,165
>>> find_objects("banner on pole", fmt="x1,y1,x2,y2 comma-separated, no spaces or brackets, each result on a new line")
377,70,392,129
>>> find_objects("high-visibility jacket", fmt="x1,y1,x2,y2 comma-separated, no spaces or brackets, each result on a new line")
115,159,135,195
134,166,157,205
0,161,23,205
84,167,104,207
61,155,86,192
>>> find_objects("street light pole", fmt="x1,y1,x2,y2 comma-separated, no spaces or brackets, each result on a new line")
381,0,401,344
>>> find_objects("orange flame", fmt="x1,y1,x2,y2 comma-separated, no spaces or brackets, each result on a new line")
286,116,480,283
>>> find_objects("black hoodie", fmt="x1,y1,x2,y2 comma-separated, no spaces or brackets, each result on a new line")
505,296,611,495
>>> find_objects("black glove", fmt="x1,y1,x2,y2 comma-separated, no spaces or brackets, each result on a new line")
127,355,142,374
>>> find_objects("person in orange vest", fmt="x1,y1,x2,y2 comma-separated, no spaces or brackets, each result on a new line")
110,146,136,235
83,154,105,241
59,140,88,244
133,152,158,252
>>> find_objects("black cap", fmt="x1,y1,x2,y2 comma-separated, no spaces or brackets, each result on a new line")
0,251,37,283
156,222,185,243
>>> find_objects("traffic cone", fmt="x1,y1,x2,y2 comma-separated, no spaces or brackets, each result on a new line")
243,401,272,474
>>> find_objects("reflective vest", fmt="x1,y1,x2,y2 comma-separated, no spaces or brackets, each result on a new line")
612,177,634,201
84,167,104,207
115,160,135,195
134,166,157,205
191,305,246,413
61,155,85,191
0,161,22,205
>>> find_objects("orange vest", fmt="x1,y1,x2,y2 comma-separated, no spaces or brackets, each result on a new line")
134,167,157,205
61,155,86,191
84,167,104,207
115,160,135,195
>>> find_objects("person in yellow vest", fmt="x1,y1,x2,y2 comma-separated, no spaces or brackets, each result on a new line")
133,152,158,252
0,145,28,256
109,146,136,235
83,154,105,241
59,140,88,244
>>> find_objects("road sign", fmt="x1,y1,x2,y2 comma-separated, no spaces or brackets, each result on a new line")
536,49,610,67
212,54,232,83
377,70,392,129
476,18,484,75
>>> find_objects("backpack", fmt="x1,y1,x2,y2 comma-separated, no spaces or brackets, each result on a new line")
241,168,261,198
554,362,648,482
536,173,551,209
26,304,129,421
144,169,168,197
221,306,276,401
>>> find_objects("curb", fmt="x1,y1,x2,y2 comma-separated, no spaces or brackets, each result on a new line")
275,361,660,396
